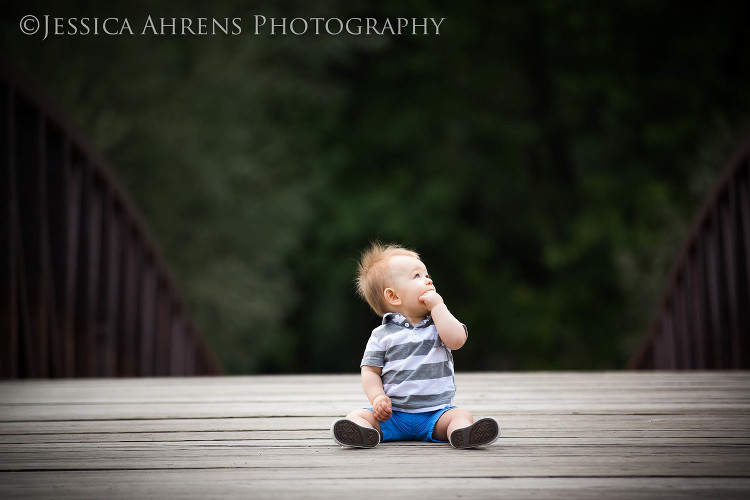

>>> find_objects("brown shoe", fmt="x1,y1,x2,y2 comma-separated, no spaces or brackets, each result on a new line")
449,417,501,449
331,419,380,448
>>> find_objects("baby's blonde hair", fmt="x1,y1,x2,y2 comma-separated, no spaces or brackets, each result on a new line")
356,242,419,317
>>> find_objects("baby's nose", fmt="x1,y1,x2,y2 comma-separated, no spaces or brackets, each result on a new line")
425,276,433,284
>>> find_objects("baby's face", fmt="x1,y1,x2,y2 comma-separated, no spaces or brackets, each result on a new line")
386,255,435,318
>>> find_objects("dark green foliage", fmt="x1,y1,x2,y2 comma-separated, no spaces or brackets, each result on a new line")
4,1,749,372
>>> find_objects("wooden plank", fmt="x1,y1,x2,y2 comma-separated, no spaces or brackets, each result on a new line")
673,282,692,370
1,413,748,439
739,163,750,367
2,429,750,445
118,226,139,377
0,370,747,389
6,435,748,451
62,150,82,377
98,194,120,377
154,280,171,376
1,433,749,467
80,169,102,377
2,398,749,422
1,373,749,405
720,190,741,368
183,325,196,374
689,239,707,368
33,109,49,378
138,258,157,376
0,373,748,498
705,219,724,367
40,120,63,377
0,83,18,378
1,445,749,476
1,473,748,500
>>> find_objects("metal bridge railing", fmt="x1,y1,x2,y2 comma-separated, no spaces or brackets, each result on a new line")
630,135,750,369
1,70,221,377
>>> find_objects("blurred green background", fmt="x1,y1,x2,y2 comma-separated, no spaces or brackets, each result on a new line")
3,1,749,373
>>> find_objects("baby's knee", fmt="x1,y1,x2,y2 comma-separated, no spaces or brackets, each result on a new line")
345,408,381,433
445,408,474,426
346,408,375,422
455,408,473,420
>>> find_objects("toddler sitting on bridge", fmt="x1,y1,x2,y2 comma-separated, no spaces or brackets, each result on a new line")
331,242,500,449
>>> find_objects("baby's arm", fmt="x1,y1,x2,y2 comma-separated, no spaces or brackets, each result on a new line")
361,365,392,421
420,291,467,350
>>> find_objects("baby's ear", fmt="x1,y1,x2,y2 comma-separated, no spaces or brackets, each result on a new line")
384,287,401,306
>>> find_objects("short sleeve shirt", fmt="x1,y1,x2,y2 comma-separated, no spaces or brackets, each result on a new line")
360,312,467,413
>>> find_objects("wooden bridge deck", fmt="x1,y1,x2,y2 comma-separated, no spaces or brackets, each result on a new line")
1,372,749,498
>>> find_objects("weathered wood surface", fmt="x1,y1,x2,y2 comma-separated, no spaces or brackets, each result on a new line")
1,372,749,499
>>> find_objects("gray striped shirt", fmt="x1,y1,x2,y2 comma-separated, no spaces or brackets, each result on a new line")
360,312,468,413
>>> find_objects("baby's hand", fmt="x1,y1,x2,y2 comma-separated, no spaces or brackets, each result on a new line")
419,290,444,311
372,395,392,422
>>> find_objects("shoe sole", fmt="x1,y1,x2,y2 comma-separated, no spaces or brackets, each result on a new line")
449,417,501,449
331,419,380,448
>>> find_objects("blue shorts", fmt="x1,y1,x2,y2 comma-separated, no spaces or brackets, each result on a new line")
367,406,456,443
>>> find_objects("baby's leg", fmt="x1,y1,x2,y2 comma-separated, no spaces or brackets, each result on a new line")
433,408,473,441
434,408,500,448
346,409,381,433
331,409,381,448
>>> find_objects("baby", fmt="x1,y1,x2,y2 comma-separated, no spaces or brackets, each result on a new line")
331,242,500,449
